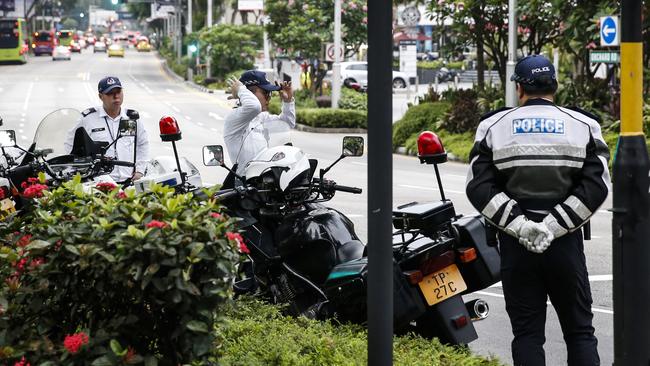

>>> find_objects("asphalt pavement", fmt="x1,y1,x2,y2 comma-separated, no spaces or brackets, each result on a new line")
0,47,614,365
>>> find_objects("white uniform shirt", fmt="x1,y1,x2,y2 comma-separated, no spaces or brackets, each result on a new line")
223,87,296,175
63,106,150,181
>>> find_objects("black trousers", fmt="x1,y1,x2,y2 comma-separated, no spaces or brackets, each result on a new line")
499,230,600,366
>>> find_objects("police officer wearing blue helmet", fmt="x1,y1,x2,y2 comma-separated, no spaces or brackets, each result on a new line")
223,70,295,176
466,55,609,365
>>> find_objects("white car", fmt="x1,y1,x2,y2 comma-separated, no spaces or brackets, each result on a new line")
326,61,409,89
94,41,107,53
52,46,71,61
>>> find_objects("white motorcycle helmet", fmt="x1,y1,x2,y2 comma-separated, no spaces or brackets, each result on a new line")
244,145,311,191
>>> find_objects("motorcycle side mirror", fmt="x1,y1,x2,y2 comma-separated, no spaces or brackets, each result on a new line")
118,119,138,137
203,145,224,166
0,130,16,147
34,148,54,158
342,136,364,157
0,116,3,126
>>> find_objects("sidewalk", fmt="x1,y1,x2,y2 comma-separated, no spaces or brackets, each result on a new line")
392,82,474,123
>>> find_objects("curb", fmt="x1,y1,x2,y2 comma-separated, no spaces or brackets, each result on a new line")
295,123,367,134
156,52,219,94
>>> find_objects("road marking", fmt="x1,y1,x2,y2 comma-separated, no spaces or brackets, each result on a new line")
144,86,153,94
141,111,151,119
399,184,464,194
21,135,27,140
0,87,3,93
22,82,34,111
489,274,613,289
350,162,367,166
19,123,24,127
598,210,612,215
171,106,181,113
210,128,218,132
186,116,193,121
473,291,614,315
21,113,25,117
166,88,176,94
208,112,223,120
18,129,23,134
197,122,204,127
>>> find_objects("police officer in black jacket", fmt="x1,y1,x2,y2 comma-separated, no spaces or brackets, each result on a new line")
466,55,609,366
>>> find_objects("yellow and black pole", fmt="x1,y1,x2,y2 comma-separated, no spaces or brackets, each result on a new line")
613,0,650,365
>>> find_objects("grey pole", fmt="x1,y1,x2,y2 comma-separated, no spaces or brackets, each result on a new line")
186,0,192,34
331,0,341,108
367,1,393,365
505,0,517,107
206,0,212,78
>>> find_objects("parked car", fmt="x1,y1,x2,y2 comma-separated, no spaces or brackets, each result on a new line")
108,44,125,57
93,41,107,53
52,45,71,61
326,61,409,89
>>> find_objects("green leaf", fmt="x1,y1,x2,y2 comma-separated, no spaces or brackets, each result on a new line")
25,239,51,250
145,263,160,276
98,251,116,263
91,356,114,366
186,320,209,333
65,245,80,255
131,211,142,223
110,339,127,357
189,242,205,258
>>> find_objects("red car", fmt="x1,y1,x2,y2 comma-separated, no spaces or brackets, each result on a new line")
68,40,81,53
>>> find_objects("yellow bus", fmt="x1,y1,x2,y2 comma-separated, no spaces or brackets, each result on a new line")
0,18,28,63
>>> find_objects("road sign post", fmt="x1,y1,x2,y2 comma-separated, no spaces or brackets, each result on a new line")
600,16,620,47
613,1,650,365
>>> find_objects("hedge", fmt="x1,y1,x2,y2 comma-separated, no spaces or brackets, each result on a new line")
393,102,451,149
214,298,505,366
297,108,367,129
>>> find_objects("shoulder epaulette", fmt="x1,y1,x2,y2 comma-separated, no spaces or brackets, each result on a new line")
81,107,97,117
479,107,512,122
567,106,602,123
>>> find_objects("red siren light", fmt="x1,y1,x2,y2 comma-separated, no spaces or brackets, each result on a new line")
159,116,182,142
417,131,447,164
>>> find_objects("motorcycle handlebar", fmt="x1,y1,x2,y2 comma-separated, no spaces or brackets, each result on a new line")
110,160,135,167
332,184,362,194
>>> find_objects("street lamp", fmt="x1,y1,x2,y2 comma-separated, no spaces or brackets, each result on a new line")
111,0,118,5
80,12,84,18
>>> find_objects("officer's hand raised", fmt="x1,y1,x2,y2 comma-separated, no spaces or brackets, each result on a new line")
227,77,243,100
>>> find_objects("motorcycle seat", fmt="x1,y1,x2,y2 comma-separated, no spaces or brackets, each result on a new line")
337,240,364,263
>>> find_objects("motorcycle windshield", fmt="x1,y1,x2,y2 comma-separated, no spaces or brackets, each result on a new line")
263,119,291,148
32,108,81,158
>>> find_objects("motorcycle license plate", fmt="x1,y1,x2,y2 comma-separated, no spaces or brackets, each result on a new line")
418,264,467,306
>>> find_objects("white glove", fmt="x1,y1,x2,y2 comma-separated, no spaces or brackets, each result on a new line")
517,220,553,254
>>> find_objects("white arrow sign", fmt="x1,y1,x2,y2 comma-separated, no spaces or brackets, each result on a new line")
600,16,620,47
602,26,615,36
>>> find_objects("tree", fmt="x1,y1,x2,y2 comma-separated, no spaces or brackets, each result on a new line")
264,0,367,94
426,0,579,86
62,18,78,29
198,24,263,78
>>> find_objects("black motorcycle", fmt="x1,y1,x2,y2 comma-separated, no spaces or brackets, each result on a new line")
205,134,500,345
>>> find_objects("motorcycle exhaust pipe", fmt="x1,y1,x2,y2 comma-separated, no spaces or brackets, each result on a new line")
465,299,489,321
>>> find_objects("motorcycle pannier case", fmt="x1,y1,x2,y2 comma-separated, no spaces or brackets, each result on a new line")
453,215,501,292
392,201,456,237
323,258,426,328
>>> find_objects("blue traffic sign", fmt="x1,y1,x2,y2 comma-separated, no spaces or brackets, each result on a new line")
600,16,619,46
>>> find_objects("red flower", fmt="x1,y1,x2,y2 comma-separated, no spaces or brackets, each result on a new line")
27,177,40,184
124,347,136,362
16,234,32,247
117,191,128,199
12,258,28,272
23,184,48,199
0,187,5,200
210,212,222,219
63,332,89,354
14,356,30,366
226,232,249,254
95,182,118,193
146,220,168,229
29,257,45,269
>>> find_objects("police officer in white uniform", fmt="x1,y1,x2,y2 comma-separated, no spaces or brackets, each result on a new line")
466,55,609,366
223,70,295,176
64,76,150,182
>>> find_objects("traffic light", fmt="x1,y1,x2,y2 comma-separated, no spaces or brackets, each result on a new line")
188,44,197,54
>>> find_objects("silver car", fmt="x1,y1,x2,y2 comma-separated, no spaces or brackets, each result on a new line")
94,41,107,53
52,46,71,61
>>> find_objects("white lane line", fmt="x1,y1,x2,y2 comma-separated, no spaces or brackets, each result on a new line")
208,112,223,120
19,123,24,127
489,274,613,289
22,82,34,111
197,122,205,127
144,86,153,94
399,184,464,194
598,210,611,215
166,89,176,94
164,101,172,106
210,128,218,132
171,106,181,113
18,129,23,134
0,87,3,93
350,162,367,166
473,291,614,315
185,116,193,121
20,113,25,117
21,135,27,140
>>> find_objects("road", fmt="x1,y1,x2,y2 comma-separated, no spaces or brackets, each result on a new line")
0,48,614,365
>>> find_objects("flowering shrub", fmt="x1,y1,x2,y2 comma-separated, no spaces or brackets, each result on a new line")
0,177,241,365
